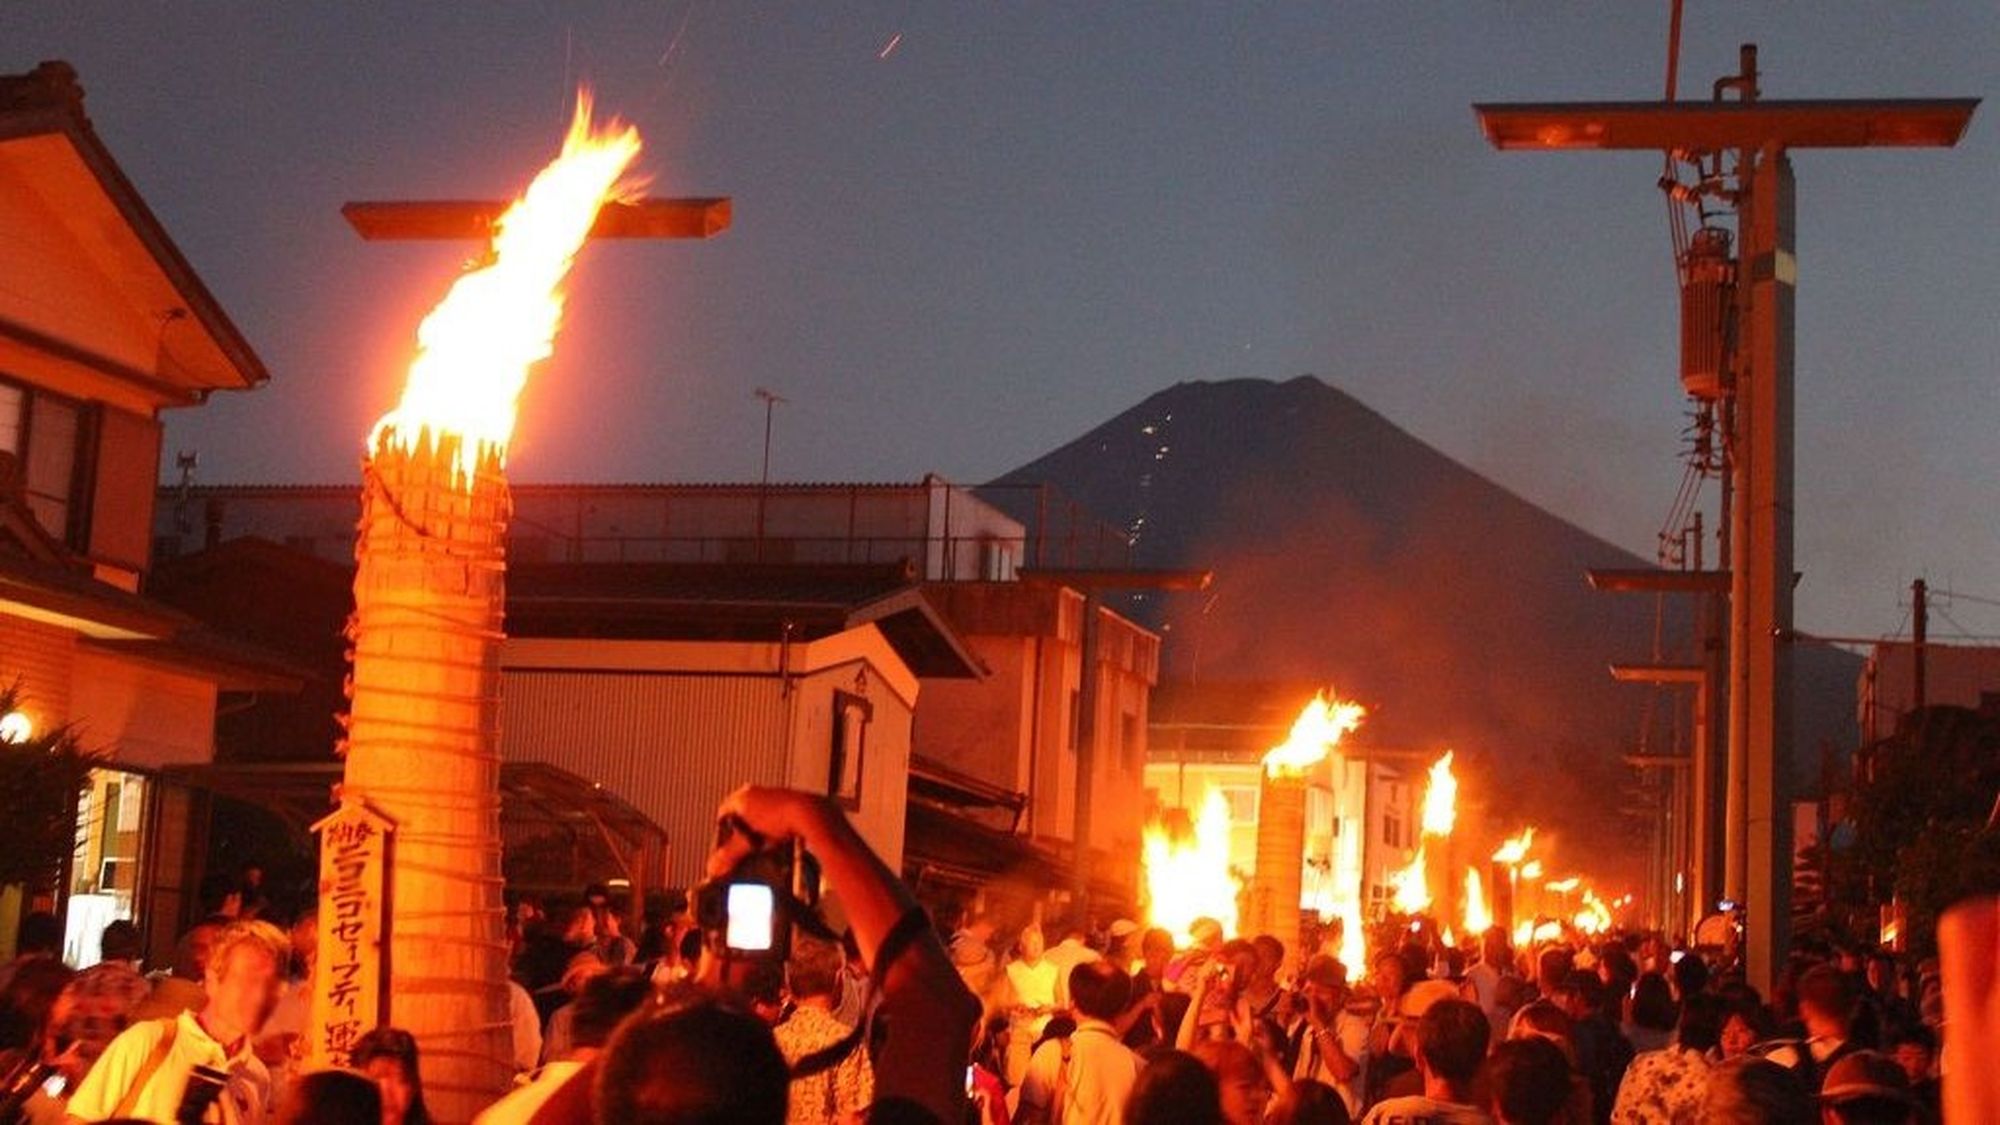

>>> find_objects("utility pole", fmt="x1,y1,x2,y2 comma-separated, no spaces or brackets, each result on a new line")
1478,53,1976,993
1912,578,1928,713
754,387,786,562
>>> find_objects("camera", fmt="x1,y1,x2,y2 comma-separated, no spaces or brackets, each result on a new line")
693,815,823,961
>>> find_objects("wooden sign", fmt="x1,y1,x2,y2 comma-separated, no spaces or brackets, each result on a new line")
308,790,394,1069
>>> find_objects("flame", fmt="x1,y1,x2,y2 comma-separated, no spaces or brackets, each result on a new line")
1142,789,1239,944
1512,918,1536,948
370,92,644,480
1420,751,1458,837
1463,866,1491,936
1260,692,1365,777
1544,877,1581,894
1573,889,1613,934
1519,859,1544,881
1492,827,1536,865
1390,846,1431,913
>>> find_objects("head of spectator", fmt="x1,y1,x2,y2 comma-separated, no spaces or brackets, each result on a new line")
201,920,286,1047
1719,996,1774,1060
1488,1035,1573,1125
1217,940,1258,997
351,1026,433,1125
1016,924,1046,964
1069,959,1132,1023
567,967,656,1059
172,920,223,981
273,1069,382,1125
1629,972,1677,1034
287,910,317,976
788,935,845,1008
1507,999,1578,1066
1249,936,1285,988
1107,919,1141,968
1863,953,1899,999
1535,945,1574,996
1796,963,1859,1042
1141,928,1177,979
1670,949,1710,1000
1192,1038,1271,1125
1481,926,1512,972
0,957,75,1052
554,901,598,949
1297,955,1348,1024
97,919,143,967
594,991,789,1125
1188,918,1225,956
1413,998,1490,1104
1553,970,1607,1024
11,911,60,960
1818,1050,1916,1125
1676,992,1726,1054
1703,1056,1811,1124
1126,1049,1224,1125
1266,1078,1349,1125
1597,944,1638,996
1883,1023,1935,1086
1369,948,1408,1004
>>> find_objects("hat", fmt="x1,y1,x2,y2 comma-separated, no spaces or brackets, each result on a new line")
1401,979,1460,1019
1108,919,1140,940
1301,954,1347,990
1820,1051,1912,1104
1189,917,1224,945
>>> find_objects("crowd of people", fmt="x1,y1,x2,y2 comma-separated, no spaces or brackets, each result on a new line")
0,789,1959,1125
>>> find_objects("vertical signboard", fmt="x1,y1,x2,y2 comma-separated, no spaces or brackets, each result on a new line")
309,792,394,1069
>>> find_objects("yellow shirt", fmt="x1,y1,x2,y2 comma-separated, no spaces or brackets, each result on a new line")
66,1011,271,1125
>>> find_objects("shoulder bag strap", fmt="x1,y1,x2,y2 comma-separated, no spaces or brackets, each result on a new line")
111,1018,179,1120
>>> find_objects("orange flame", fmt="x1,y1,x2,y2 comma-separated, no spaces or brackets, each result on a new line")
1519,859,1544,881
1141,789,1239,944
1260,693,1365,777
1492,827,1536,866
1420,751,1458,837
371,92,644,480
1463,866,1491,936
1390,846,1430,913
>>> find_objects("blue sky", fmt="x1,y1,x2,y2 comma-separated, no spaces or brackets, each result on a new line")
8,3,1994,638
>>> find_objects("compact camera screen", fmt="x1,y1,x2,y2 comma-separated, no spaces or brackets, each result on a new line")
725,882,778,952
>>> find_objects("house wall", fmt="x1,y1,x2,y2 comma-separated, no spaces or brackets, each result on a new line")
1860,641,2000,743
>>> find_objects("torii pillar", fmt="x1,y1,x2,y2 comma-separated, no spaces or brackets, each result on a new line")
1475,50,1975,993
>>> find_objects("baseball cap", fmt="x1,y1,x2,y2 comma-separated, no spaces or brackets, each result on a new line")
1108,919,1140,940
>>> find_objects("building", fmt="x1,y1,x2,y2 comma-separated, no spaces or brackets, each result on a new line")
1146,682,1420,926
1858,640,2000,744
0,62,288,963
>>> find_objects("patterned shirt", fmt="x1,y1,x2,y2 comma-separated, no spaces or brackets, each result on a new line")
1610,1044,1711,1125
773,1003,874,1125
61,961,153,1065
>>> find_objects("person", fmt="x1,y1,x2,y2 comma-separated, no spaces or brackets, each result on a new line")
539,953,614,1064
1619,975,1676,1056
1190,1039,1277,1125
1816,1050,1918,1125
1360,948,1413,1101
475,968,652,1125
1244,937,1291,1028
582,886,636,969
1535,948,1574,1001
1124,1050,1223,1125
1284,955,1367,1119
1007,927,1061,1086
67,919,287,1125
270,1070,381,1125
1017,961,1141,1125
1045,922,1103,1009
1462,928,1516,1038
1609,992,1722,1125
1715,997,1771,1063
773,936,874,1125
61,920,153,1071
235,865,270,923
516,904,602,1027
1488,1037,1574,1125
951,912,1000,1006
0,914,62,995
0,958,80,1125
701,785,980,1121
1106,924,1159,1050
350,1027,431,1125
1552,971,1631,1125
1166,921,1226,991
1700,1057,1810,1124
1505,1002,1591,1125
505,979,542,1077
1358,998,1491,1125
1177,943,1259,1047
132,922,223,1023
1756,964,1860,1094
1881,1024,1938,1123
1267,1078,1350,1125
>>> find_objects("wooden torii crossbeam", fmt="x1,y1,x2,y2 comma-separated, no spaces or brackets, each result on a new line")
342,197,731,240
1475,44,1976,994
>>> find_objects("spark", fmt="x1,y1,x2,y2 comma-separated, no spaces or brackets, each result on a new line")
878,31,903,59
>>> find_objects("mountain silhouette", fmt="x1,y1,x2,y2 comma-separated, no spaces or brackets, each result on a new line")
992,375,1859,886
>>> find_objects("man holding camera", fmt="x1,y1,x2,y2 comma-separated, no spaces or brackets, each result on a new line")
1015,961,1141,1125
66,921,287,1125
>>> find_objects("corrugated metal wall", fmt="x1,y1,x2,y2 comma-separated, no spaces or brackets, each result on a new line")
0,615,77,720
499,671,789,887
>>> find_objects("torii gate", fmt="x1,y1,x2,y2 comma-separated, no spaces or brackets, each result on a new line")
1475,45,1976,992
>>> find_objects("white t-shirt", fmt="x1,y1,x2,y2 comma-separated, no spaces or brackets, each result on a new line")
472,1059,586,1125
1016,1021,1140,1125
1008,959,1060,1038
67,1011,272,1125
1292,1010,1372,1117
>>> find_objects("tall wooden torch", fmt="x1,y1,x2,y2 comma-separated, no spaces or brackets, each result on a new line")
313,97,642,1123
1250,694,1364,974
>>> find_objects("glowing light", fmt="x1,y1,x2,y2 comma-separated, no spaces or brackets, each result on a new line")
1573,889,1613,934
1520,860,1544,881
1420,751,1458,837
1512,918,1536,948
1142,789,1240,943
1391,846,1431,913
1492,827,1536,865
1463,867,1492,936
1260,692,1365,777
0,710,31,743
1544,877,1581,894
370,92,644,481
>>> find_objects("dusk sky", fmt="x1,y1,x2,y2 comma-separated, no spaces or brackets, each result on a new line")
9,4,1994,640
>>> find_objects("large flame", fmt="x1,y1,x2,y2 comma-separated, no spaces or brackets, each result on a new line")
1142,789,1239,944
1573,888,1613,934
1390,846,1430,913
1260,692,1365,777
1463,866,1491,936
1420,751,1458,837
371,93,644,480
1492,827,1536,866
1519,859,1544,881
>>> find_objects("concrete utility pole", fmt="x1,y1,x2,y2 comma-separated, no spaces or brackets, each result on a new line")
1477,51,1976,993
1912,578,1928,712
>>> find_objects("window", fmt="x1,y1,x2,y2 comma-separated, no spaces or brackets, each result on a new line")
1066,688,1082,751
1120,712,1140,773
0,378,95,548
1384,808,1403,848
828,692,871,809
